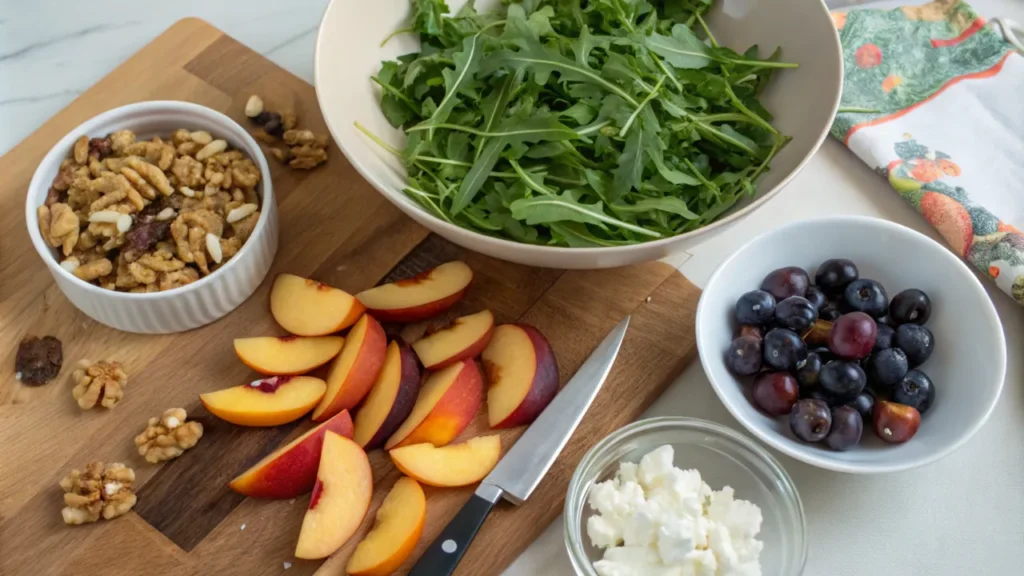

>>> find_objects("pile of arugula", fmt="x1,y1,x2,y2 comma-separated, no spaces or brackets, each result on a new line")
360,0,796,247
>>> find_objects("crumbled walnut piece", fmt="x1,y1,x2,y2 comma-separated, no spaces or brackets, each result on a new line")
159,267,200,291
123,156,172,196
72,258,113,283
71,359,127,410
109,130,135,154
289,145,329,170
230,160,260,189
253,130,278,145
134,408,204,463
231,212,260,243
38,203,80,256
121,167,158,200
282,110,298,131
59,461,137,524
15,336,63,386
283,129,329,148
73,136,89,165
89,137,113,160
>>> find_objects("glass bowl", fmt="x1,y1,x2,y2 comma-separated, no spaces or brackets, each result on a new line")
564,417,807,575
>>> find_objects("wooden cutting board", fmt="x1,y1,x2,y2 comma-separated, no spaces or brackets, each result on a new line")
0,18,700,576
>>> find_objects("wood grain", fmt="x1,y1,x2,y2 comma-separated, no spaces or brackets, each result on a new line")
0,18,701,576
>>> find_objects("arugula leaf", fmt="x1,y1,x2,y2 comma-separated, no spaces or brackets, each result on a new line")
511,190,661,237
613,197,699,219
424,30,488,138
413,0,450,37
646,24,710,69
612,120,646,201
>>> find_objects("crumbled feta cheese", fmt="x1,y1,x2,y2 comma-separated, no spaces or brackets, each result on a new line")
282,561,292,569
587,445,763,576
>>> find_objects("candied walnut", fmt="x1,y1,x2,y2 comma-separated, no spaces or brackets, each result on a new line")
121,167,158,200
108,130,135,153
71,359,127,410
89,188,127,213
88,137,113,160
73,258,113,282
50,164,76,195
115,255,140,289
289,145,328,170
283,129,329,148
159,267,200,291
59,461,137,524
230,159,260,189
128,261,157,285
182,209,224,237
253,129,278,145
171,155,204,189
171,129,191,146
134,408,204,463
38,203,80,256
136,250,186,273
15,336,63,386
123,156,172,196
124,141,175,171
73,136,89,165
231,212,260,243
282,110,298,131
269,147,291,163
188,227,210,274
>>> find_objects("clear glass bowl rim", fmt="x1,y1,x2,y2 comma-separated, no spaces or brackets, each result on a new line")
563,416,808,575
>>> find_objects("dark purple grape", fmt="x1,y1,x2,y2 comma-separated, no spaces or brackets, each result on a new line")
752,372,800,416
735,290,776,325
726,336,762,376
846,391,875,422
760,267,809,301
889,289,931,325
790,399,832,442
874,323,895,351
866,348,909,388
892,369,935,414
802,386,838,405
805,286,827,311
762,328,807,371
828,312,877,359
825,406,863,451
815,259,859,294
795,352,824,388
895,324,934,367
843,279,888,317
819,360,867,399
811,346,836,363
774,296,817,332
818,300,841,322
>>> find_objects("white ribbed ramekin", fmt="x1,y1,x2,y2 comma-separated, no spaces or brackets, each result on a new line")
26,101,278,334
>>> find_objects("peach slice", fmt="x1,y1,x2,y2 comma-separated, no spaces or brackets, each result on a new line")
411,310,495,370
270,273,365,336
346,477,426,576
355,261,473,323
353,341,421,449
385,359,483,450
482,324,560,429
200,375,327,426
233,335,344,375
389,435,501,488
228,410,354,499
294,432,373,560
312,314,387,422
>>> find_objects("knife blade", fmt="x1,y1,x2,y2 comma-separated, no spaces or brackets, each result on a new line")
409,316,630,576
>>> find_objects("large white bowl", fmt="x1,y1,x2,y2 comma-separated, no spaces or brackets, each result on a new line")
25,101,278,334
314,0,842,268
696,216,1006,474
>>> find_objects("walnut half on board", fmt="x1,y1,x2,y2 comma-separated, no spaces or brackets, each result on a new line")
59,462,137,525
135,408,204,463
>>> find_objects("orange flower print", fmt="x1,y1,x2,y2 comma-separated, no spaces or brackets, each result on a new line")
882,74,903,92
833,12,847,30
910,160,941,183
937,158,961,176
856,44,883,68
887,159,903,172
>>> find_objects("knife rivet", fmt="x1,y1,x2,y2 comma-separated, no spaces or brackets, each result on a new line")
442,540,458,554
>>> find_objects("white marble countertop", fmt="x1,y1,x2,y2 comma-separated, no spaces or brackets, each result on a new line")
3,0,1023,574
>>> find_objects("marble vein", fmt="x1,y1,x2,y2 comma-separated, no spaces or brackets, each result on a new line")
0,22,140,63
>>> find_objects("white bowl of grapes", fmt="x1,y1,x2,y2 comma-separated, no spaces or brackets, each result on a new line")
696,216,1006,474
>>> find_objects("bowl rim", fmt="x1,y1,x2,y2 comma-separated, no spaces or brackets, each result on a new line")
24,100,275,301
696,215,1008,474
313,0,844,256
563,416,808,575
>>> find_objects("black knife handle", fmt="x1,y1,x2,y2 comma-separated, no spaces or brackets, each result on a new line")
409,493,496,576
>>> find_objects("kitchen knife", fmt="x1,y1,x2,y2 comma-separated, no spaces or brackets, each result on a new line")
408,316,631,576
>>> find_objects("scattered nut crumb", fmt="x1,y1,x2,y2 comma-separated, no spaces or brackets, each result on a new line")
645,296,652,303
240,523,246,531
16,336,63,386
134,408,204,463
246,95,328,170
71,359,127,410
283,562,292,570
59,462,137,524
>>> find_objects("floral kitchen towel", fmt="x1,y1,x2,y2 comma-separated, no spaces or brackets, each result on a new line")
831,0,1024,303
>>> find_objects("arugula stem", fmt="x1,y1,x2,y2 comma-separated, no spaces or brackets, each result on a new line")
619,76,665,137
404,187,455,224
370,76,420,111
695,113,759,125
682,158,720,198
354,122,402,156
509,159,556,195
407,122,575,139
380,26,416,47
721,83,778,135
609,2,682,92
695,13,718,48
719,58,799,69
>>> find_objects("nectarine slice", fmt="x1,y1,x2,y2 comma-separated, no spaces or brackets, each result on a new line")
346,476,426,576
356,261,472,322
294,432,373,559
200,375,327,426
412,310,495,370
233,335,343,375
312,314,387,422
353,341,421,449
228,410,353,499
385,359,483,450
483,324,560,429
270,273,365,336
389,435,501,487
